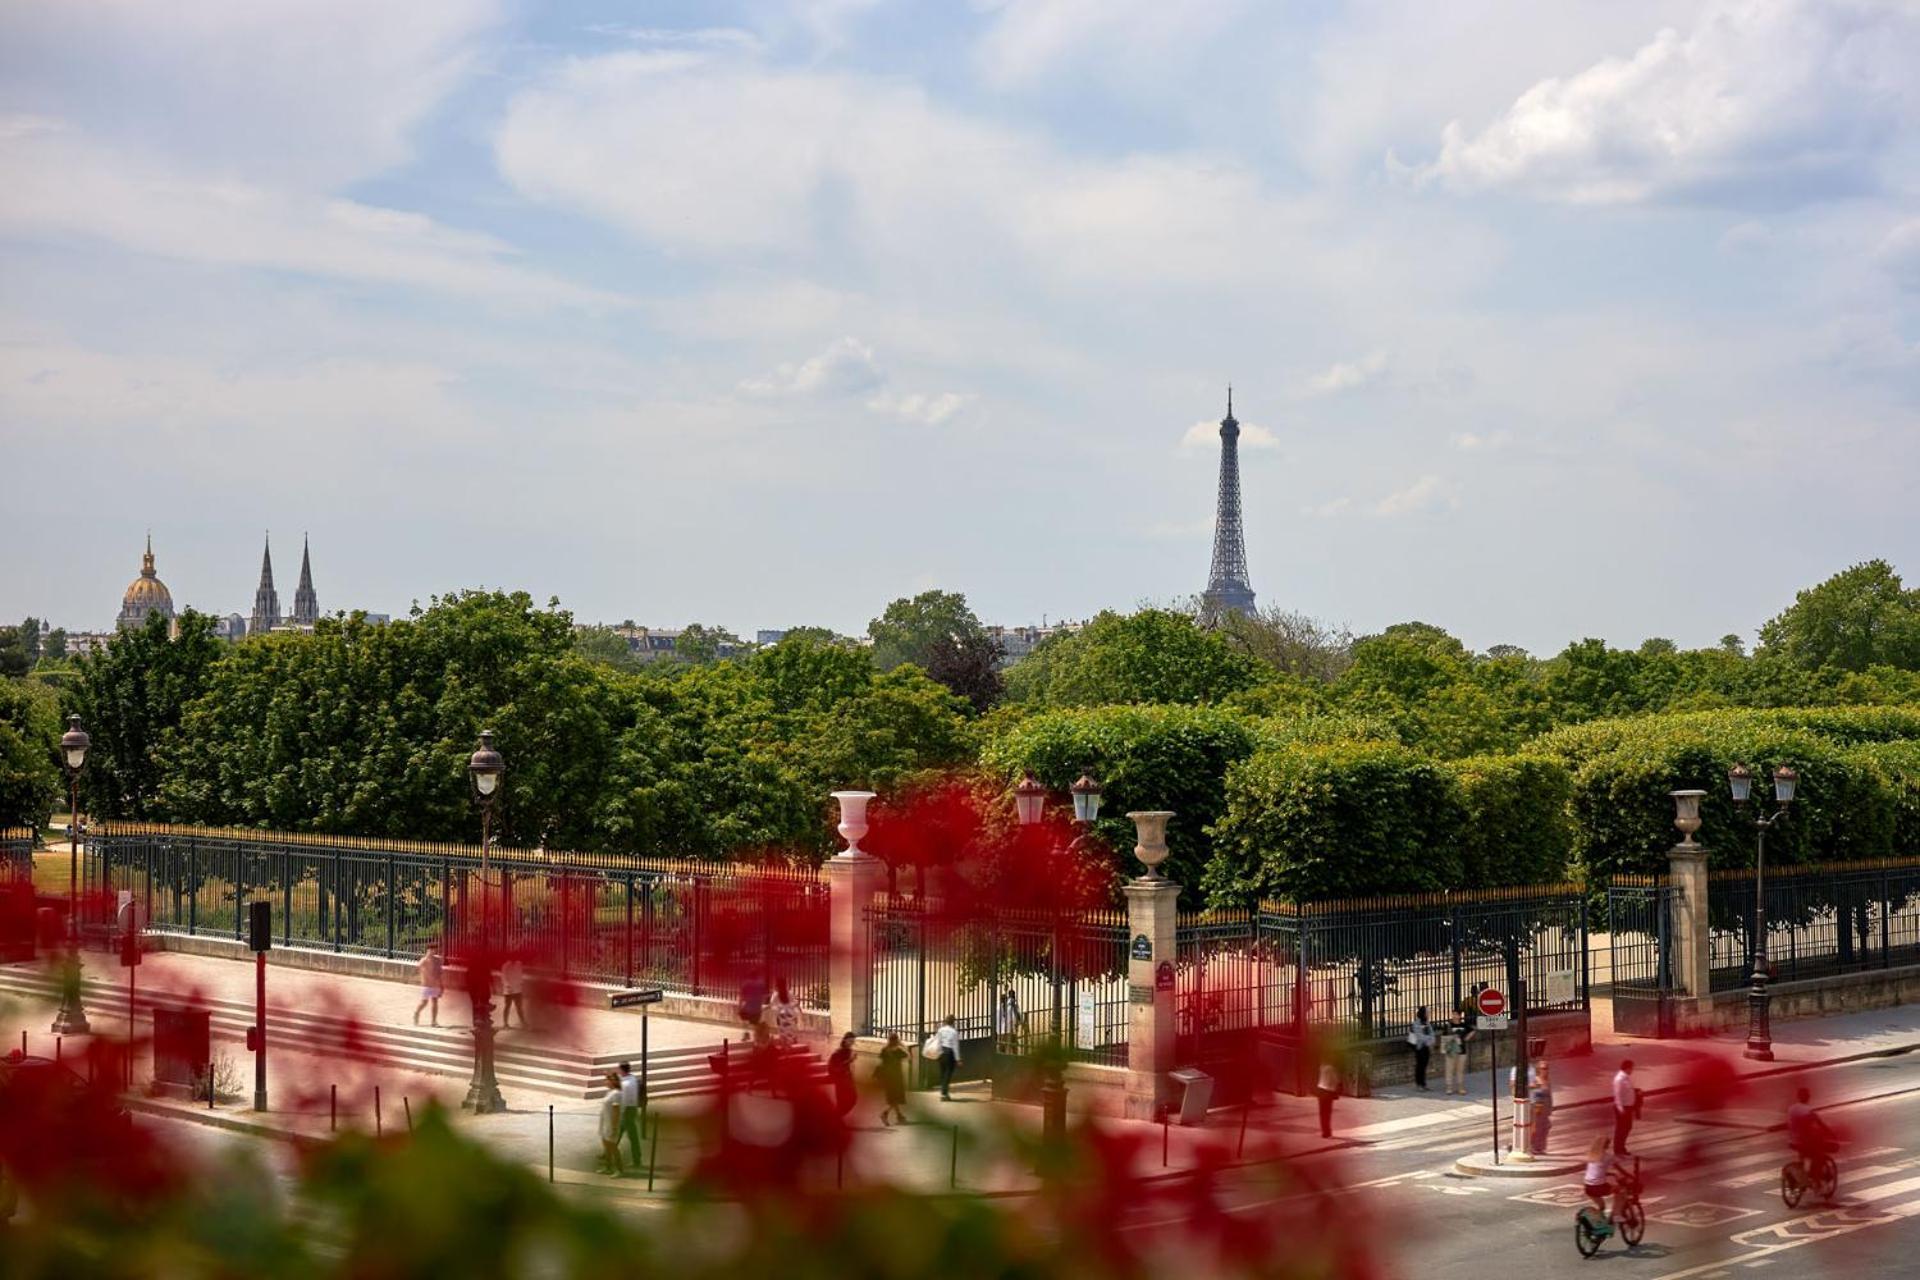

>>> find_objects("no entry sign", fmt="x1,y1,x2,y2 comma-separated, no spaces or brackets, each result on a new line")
1477,988,1507,1018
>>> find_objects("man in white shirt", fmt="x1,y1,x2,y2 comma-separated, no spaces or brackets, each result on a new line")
935,1016,962,1100
1612,1059,1638,1155
617,1060,645,1166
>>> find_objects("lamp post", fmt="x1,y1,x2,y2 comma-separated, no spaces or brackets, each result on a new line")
1729,763,1797,1062
51,715,92,1035
462,730,506,1114
1013,771,1102,1143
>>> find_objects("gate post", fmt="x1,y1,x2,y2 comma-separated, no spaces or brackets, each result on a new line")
1123,812,1180,1122
1668,836,1712,1029
826,792,884,1040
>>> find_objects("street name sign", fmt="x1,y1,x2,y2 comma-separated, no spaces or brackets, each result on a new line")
610,988,664,1009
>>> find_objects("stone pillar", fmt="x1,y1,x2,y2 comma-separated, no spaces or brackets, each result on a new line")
1668,844,1712,1016
826,792,884,1041
1123,809,1181,1121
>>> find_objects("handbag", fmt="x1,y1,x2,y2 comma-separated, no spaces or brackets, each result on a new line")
922,1032,943,1060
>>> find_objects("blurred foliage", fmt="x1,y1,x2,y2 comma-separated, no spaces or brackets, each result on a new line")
1003,609,1267,708
0,676,61,828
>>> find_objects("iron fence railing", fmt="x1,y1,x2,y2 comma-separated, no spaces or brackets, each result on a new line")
0,827,32,885
1707,859,1920,992
85,823,829,1009
865,898,1130,1066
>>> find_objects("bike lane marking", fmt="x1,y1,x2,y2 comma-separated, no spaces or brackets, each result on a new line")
1648,1194,1920,1279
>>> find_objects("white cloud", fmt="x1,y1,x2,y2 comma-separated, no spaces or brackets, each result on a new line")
1181,420,1278,449
1409,0,1920,206
0,0,503,191
1372,475,1452,517
0,118,612,308
1303,350,1390,397
1450,430,1511,451
741,336,884,397
495,49,1279,283
1303,496,1352,518
1878,219,1920,290
973,0,1252,90
867,390,969,425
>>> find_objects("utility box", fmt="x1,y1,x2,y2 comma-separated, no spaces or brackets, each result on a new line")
152,1007,211,1098
1168,1067,1214,1125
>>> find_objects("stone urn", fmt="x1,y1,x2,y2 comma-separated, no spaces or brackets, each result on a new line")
1127,811,1174,878
830,790,876,857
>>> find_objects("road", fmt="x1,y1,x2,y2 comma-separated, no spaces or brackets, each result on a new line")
1112,1050,1920,1277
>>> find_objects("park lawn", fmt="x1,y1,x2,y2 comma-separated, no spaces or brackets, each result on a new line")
33,850,77,898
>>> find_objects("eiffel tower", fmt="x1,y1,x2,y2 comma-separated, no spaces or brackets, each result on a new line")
1202,388,1256,618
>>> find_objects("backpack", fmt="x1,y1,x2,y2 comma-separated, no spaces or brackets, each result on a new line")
922,1032,943,1060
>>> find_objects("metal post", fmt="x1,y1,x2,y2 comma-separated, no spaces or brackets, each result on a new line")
375,1085,382,1136
625,875,636,988
253,949,267,1112
548,1105,555,1182
404,1096,413,1133
1747,824,1774,1061
283,854,292,947
641,1012,650,1107
647,1111,660,1191
52,770,90,1036
1489,1026,1499,1166
951,1124,960,1188
1450,912,1463,1016
386,854,396,958
331,1083,337,1132
1883,870,1893,967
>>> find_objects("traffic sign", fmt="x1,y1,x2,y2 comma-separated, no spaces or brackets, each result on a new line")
1476,987,1507,1018
610,988,664,1009
1476,1014,1511,1031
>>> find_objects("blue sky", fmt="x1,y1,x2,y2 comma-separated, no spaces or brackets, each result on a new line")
3,0,1916,651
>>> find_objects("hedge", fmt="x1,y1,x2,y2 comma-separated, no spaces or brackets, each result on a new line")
1526,705,1920,768
980,703,1260,889
1449,754,1574,888
1203,741,1466,905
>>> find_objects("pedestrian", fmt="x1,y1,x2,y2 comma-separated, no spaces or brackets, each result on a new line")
996,988,1022,1051
1315,1059,1340,1139
500,957,526,1029
1407,1007,1436,1091
413,944,443,1027
1529,1058,1554,1155
1612,1058,1638,1156
828,1032,858,1118
597,1070,623,1176
770,980,799,1045
933,1015,962,1101
876,1031,908,1126
737,975,767,1042
1441,1016,1471,1095
617,1060,645,1167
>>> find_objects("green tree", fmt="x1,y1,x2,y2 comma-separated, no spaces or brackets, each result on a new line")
1214,607,1353,683
1004,609,1267,708
42,628,67,662
0,677,61,828
0,628,29,679
1758,559,1920,672
19,617,42,661
573,625,639,669
67,610,225,818
674,623,742,665
868,590,1004,712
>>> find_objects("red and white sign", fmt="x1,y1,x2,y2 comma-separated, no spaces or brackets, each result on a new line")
1476,988,1507,1018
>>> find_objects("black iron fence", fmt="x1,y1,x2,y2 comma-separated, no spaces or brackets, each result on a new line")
1606,877,1677,1037
1707,859,1920,992
1,827,30,885
85,823,829,1009
864,897,1130,1066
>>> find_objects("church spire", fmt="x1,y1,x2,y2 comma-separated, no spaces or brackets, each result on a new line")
250,533,281,636
142,530,155,577
291,533,319,626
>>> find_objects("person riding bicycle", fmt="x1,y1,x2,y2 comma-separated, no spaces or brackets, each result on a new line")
1786,1087,1836,1175
1581,1135,1628,1224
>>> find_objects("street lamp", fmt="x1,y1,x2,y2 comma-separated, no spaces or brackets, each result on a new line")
1069,772,1103,826
52,715,91,1035
462,730,506,1114
1729,762,1796,1062
1014,773,1048,827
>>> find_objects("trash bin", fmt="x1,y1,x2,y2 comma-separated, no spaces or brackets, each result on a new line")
1168,1068,1214,1125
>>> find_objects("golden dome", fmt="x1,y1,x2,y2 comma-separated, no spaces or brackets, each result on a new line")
117,536,175,629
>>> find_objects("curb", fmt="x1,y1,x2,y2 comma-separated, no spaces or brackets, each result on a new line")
1452,1152,1584,1179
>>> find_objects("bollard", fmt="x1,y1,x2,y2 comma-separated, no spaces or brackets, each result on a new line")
56,1036,62,1063
950,1124,959,1190
330,1084,337,1133
1238,1100,1250,1158
549,1105,555,1183
646,1111,660,1192
18,1030,24,1056
375,1085,382,1137
1162,1114,1169,1167
404,1096,414,1133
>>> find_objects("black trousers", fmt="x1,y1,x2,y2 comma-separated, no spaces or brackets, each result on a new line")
938,1049,957,1097
1413,1046,1431,1089
1316,1088,1335,1137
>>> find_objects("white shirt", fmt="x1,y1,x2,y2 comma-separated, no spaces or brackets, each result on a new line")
501,961,524,995
935,1025,961,1059
1613,1070,1635,1112
1583,1157,1613,1187
619,1073,640,1107
598,1088,621,1142
996,998,1020,1035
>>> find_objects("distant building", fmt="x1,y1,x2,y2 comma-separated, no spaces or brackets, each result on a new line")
597,624,744,662
115,535,176,632
213,614,248,643
65,631,114,656
290,535,319,627
987,619,1084,668
755,629,787,647
249,535,282,636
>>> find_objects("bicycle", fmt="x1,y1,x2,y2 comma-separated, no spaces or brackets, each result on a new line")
1781,1148,1839,1208
1575,1158,1645,1258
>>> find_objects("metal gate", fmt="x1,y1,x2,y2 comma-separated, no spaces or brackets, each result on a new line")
1607,879,1676,1038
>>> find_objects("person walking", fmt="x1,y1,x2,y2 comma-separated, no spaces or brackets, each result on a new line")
499,957,526,1029
934,1015,962,1101
597,1070,624,1176
996,988,1022,1052
1441,1017,1471,1095
1612,1059,1638,1156
617,1060,645,1167
737,976,767,1042
770,980,799,1045
828,1032,858,1119
1529,1058,1554,1155
413,944,444,1027
876,1032,908,1126
1315,1059,1341,1139
1408,1007,1436,1091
